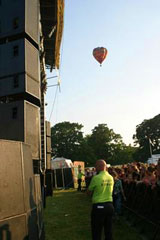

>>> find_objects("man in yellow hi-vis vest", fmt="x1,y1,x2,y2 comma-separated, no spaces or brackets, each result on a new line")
87,160,114,240
77,169,84,191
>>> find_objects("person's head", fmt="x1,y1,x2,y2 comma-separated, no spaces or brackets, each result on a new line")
147,166,154,176
111,170,118,180
95,159,107,173
108,167,113,175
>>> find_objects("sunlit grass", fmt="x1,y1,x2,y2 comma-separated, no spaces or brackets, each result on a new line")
44,189,143,240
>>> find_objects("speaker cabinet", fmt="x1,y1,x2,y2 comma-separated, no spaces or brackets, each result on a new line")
0,0,39,44
0,140,42,240
0,100,40,160
34,175,43,234
0,140,35,219
0,73,40,100
45,169,53,197
46,121,51,169
0,38,40,80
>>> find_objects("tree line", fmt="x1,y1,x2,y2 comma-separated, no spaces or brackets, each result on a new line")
51,114,160,166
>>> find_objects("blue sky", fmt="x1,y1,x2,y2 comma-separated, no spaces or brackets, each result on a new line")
46,0,160,145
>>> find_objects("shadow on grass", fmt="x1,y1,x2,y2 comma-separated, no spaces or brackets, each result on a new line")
44,189,143,240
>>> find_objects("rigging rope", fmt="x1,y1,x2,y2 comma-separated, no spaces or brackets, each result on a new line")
48,6,65,123
49,84,59,121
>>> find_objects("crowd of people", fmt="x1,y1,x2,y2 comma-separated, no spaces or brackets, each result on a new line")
108,160,160,188
84,160,160,212
76,159,160,240
84,159,160,190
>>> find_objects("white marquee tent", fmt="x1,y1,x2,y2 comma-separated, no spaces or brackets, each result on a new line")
51,157,73,170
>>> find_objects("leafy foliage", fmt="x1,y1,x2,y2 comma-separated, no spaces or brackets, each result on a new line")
75,138,97,166
51,122,135,166
133,114,160,162
51,121,84,160
87,124,123,163
51,114,160,165
87,124,135,165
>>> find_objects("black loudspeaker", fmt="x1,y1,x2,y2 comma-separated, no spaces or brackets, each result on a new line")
0,39,40,100
45,169,53,197
0,140,43,240
0,100,40,160
0,0,39,44
46,121,51,169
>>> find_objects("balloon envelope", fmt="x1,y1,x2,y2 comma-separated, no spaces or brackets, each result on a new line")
93,47,108,65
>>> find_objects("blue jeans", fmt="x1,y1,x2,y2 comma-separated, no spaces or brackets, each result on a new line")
113,193,122,215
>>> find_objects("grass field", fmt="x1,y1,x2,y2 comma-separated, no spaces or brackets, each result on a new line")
44,189,143,240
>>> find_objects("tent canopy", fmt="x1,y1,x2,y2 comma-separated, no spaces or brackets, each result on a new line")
51,157,73,169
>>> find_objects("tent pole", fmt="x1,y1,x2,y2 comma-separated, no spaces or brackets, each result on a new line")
55,169,57,189
62,168,65,188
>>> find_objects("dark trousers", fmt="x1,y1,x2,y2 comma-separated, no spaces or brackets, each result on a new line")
77,179,82,191
91,202,114,240
85,177,91,189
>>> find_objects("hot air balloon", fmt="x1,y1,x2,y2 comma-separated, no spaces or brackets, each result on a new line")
93,47,108,66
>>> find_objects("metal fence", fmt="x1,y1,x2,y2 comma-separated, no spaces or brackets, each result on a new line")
123,181,160,240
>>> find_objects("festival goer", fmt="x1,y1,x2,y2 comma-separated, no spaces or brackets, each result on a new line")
156,159,160,186
139,164,146,180
77,169,84,191
85,168,92,189
141,166,156,188
87,160,114,240
112,171,126,217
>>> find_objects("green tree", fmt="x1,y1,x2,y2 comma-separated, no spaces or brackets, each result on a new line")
51,121,84,160
51,122,136,166
108,144,136,165
133,114,160,162
87,124,126,164
76,137,97,166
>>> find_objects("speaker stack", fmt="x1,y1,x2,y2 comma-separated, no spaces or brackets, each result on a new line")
0,0,41,162
45,121,53,196
0,1,45,239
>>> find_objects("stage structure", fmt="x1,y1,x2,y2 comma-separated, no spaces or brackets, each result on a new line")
0,0,64,239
